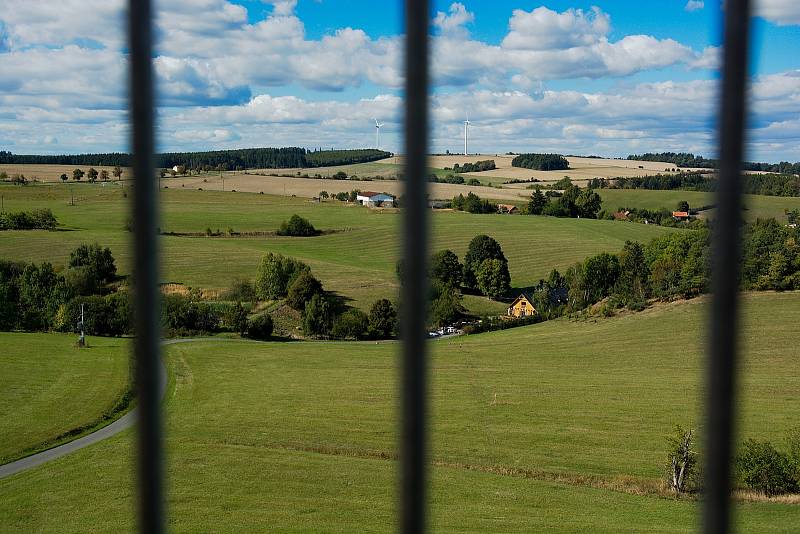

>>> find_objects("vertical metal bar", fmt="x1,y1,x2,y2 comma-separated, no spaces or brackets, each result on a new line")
128,1,165,533
400,0,429,532
704,1,750,533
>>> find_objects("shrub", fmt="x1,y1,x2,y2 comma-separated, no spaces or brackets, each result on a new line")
255,253,309,300
277,214,317,236
223,301,249,334
225,278,256,301
246,313,273,340
368,298,397,339
331,309,370,340
285,271,323,310
736,439,799,496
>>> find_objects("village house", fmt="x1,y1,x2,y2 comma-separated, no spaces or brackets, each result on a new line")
507,293,536,318
672,210,691,221
356,191,395,207
497,204,519,214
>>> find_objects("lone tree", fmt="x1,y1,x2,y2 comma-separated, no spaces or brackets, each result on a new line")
319,190,329,200
528,187,548,215
87,168,99,182
112,166,123,181
72,168,85,181
677,200,690,212
666,425,697,494
60,173,68,183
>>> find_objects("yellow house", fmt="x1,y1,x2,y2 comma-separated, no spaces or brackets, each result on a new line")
507,293,536,318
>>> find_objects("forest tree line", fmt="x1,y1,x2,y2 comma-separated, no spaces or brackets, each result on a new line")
629,152,800,175
589,171,800,197
0,148,391,170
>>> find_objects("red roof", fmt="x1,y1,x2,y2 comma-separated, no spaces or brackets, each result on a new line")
358,191,381,197
672,211,690,217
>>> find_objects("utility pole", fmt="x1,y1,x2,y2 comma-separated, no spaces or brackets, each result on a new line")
77,303,86,347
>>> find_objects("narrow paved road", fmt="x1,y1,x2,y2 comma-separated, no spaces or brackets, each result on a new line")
0,338,198,479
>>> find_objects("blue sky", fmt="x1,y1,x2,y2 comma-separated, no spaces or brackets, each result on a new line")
1,0,799,161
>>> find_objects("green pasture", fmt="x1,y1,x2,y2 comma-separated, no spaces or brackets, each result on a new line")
0,333,130,464
0,182,678,310
1,292,798,531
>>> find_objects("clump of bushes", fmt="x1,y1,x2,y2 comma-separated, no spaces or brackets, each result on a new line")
736,437,800,496
450,160,496,173
255,253,309,300
277,214,318,237
0,208,58,230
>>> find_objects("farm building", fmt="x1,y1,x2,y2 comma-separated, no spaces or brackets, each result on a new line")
356,191,395,207
497,204,519,214
507,293,536,318
672,211,691,220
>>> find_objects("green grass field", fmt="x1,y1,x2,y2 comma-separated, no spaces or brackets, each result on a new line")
600,188,800,222
0,333,130,464
0,182,679,310
1,292,798,531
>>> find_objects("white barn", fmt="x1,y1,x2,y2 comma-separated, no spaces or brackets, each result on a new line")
356,191,395,207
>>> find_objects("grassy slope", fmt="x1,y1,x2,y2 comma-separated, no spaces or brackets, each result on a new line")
1,293,798,532
600,188,800,222
0,333,130,464
0,183,677,310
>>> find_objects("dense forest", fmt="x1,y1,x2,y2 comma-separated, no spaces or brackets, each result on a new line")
0,148,391,170
629,152,800,174
512,153,570,171
589,171,800,197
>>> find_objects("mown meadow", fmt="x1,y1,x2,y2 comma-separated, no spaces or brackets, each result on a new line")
1,293,798,532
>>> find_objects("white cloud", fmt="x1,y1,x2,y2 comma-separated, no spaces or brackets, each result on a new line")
502,7,610,51
685,1,705,12
433,3,475,37
754,0,800,25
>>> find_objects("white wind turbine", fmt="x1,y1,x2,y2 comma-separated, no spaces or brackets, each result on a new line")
463,114,471,156
374,119,384,150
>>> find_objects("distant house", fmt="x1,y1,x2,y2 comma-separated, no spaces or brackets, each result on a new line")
356,191,395,207
507,293,536,318
172,165,180,173
497,204,519,214
672,211,691,220
613,210,630,221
